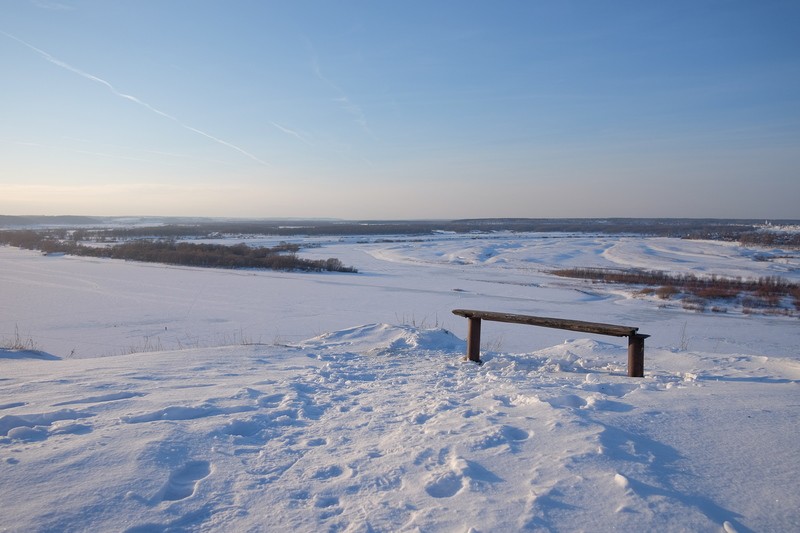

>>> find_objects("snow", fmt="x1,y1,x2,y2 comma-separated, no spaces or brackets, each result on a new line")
1,233,799,532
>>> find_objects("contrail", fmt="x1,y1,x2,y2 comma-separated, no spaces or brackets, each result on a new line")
2,31,268,166
270,121,313,146
310,49,371,134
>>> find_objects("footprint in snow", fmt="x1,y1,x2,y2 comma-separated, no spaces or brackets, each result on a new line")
314,494,343,520
312,465,345,480
502,425,530,441
471,425,531,451
221,418,263,438
584,396,634,412
425,471,463,498
581,382,638,399
423,453,503,498
161,461,211,502
412,412,434,424
257,393,286,408
544,394,588,409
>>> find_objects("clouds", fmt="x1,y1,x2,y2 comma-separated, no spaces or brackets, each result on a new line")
1,31,269,166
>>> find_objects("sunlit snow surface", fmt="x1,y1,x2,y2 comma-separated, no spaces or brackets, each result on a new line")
2,234,799,532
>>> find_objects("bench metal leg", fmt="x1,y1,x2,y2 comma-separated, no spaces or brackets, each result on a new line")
466,317,482,363
627,334,646,377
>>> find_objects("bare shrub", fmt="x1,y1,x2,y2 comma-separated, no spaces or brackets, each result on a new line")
742,295,772,309
694,286,739,300
2,325,38,351
682,296,707,312
655,286,679,299
551,267,797,314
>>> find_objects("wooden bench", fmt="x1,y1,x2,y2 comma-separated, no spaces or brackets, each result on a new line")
452,309,649,377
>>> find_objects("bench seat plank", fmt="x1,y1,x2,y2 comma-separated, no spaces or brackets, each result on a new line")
452,309,638,338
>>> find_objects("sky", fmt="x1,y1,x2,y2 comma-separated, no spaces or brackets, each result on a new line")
1,0,799,220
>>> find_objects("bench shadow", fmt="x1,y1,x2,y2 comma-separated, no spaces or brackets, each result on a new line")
582,414,753,533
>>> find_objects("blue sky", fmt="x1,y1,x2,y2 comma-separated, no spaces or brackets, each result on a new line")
2,1,799,219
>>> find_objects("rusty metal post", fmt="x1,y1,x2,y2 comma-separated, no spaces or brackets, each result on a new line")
466,317,482,363
627,334,647,377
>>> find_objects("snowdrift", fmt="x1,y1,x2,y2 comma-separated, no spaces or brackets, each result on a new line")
2,324,798,532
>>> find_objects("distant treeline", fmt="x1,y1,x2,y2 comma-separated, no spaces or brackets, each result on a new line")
0,230,357,273
83,220,800,250
738,232,800,247
2,217,799,246
90,218,779,239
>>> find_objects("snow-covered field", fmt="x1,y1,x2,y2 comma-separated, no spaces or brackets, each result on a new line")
2,233,799,532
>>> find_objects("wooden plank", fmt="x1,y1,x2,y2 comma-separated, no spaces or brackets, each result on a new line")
452,309,638,337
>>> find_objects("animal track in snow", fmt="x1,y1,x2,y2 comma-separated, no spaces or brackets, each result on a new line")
161,460,211,502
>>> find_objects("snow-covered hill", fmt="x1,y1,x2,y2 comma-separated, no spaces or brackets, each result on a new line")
2,233,799,531
2,325,799,532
